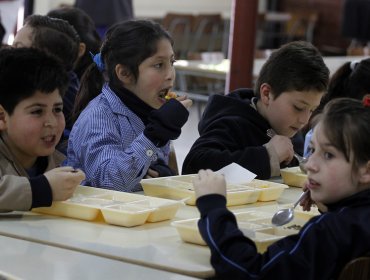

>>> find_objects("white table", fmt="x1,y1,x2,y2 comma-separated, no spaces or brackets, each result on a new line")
0,187,302,279
0,235,198,280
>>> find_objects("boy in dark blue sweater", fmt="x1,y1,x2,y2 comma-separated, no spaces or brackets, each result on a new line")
183,41,329,179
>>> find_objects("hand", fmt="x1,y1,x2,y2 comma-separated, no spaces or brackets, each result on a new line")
144,168,159,179
177,95,193,109
193,169,226,199
268,135,294,163
44,167,85,201
300,182,327,212
300,183,314,211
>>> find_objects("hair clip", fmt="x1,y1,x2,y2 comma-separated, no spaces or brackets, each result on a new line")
363,94,370,107
90,52,105,72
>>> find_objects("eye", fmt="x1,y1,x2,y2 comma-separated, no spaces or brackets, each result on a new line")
324,152,334,160
54,106,63,113
31,109,43,115
154,63,163,69
294,105,304,112
171,59,176,66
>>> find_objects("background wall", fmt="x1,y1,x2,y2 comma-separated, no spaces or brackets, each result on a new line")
34,0,234,18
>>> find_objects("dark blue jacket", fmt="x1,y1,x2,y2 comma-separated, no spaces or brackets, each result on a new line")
182,88,303,178
196,189,370,280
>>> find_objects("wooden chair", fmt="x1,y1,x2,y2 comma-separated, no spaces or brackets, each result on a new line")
162,13,194,59
188,14,223,54
257,11,318,48
285,11,319,43
338,256,370,280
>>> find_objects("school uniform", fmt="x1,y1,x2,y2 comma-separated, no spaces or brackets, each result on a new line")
182,88,302,179
0,135,65,211
197,188,370,280
67,83,188,192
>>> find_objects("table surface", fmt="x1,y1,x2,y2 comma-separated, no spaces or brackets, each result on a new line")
0,235,198,280
0,187,303,279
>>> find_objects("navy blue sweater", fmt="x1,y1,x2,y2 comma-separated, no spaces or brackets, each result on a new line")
196,189,370,280
182,89,303,178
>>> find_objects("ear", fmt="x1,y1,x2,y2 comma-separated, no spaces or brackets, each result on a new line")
115,64,133,85
358,161,370,184
0,105,9,131
259,83,272,105
78,42,86,58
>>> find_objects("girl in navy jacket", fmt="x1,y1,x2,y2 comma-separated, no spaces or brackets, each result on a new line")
193,97,370,280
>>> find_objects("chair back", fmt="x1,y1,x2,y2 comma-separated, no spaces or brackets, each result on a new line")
338,256,370,280
162,13,194,59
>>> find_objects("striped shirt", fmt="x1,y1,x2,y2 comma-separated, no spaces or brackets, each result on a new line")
67,83,170,192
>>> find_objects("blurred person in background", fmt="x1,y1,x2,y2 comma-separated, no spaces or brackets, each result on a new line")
47,7,102,80
75,0,134,39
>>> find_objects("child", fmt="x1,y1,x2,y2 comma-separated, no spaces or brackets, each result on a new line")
13,14,81,141
193,97,370,280
182,41,329,179
67,19,192,192
0,48,85,212
303,58,370,157
47,7,102,80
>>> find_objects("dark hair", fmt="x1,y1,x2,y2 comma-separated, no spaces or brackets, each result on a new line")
47,7,102,79
320,98,370,172
24,14,80,71
319,59,370,111
73,19,173,120
255,41,329,99
304,58,370,134
0,47,69,115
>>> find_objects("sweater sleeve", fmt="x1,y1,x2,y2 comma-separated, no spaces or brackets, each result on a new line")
29,175,53,208
196,195,350,280
0,174,53,211
0,175,32,211
182,117,271,178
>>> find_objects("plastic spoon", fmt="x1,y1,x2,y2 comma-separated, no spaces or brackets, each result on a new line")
271,190,309,226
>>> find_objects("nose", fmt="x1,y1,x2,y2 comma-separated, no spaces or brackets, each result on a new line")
166,65,175,81
44,113,58,127
304,153,318,173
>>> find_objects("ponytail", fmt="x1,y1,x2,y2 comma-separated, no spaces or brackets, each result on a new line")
72,63,104,121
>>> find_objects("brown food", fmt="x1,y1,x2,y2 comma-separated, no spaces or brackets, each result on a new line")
165,91,177,100
285,224,302,230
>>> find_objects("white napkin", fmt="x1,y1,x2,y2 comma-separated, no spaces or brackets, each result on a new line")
216,163,256,184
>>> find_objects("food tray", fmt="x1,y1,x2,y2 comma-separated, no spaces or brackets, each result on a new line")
33,185,181,227
172,210,312,252
141,175,288,206
239,179,288,201
280,167,307,187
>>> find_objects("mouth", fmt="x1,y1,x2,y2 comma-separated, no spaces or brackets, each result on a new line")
307,178,320,190
41,134,57,146
158,88,171,101
290,126,300,132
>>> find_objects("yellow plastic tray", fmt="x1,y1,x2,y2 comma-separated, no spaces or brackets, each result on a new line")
101,204,153,227
33,186,181,226
172,210,312,252
141,175,267,206
280,167,307,187
239,179,289,201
